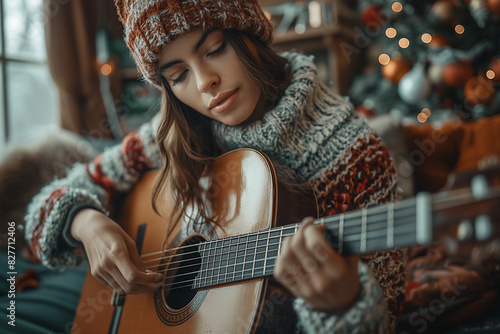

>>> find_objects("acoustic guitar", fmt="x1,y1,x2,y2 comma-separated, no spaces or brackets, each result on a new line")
72,148,500,334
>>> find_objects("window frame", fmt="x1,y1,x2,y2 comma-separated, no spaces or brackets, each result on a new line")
0,0,55,151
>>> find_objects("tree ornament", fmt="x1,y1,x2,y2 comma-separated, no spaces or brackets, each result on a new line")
470,0,489,28
382,58,412,84
428,34,451,49
443,61,475,87
431,0,459,24
398,64,431,104
428,63,446,84
487,0,500,16
361,5,387,29
356,104,377,118
464,76,496,106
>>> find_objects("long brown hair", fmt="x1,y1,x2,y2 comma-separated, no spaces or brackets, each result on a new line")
152,29,290,240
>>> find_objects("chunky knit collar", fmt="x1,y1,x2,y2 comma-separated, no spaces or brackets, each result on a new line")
212,52,355,179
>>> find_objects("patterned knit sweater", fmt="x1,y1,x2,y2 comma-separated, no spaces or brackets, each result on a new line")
25,52,405,333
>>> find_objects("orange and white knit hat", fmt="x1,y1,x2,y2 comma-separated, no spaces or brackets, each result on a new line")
115,0,274,87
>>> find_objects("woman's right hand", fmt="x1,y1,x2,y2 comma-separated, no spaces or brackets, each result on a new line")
71,208,163,294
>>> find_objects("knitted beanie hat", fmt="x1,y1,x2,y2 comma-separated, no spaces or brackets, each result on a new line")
115,0,274,87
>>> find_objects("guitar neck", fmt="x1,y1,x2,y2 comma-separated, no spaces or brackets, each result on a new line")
193,193,432,289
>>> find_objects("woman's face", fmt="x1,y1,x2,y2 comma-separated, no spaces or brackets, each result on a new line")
158,29,262,126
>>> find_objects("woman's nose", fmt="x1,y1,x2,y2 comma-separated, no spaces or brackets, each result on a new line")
196,67,219,93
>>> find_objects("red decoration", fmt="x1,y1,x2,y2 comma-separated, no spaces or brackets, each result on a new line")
443,61,475,87
464,76,496,106
15,268,41,292
356,104,376,118
361,5,387,29
382,58,412,84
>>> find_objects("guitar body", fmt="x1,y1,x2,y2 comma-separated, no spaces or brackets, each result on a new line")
73,149,317,334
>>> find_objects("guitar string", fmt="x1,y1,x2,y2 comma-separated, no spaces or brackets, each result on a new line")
140,202,417,265
139,180,490,261
159,230,418,292
142,206,417,270
159,221,417,285
151,217,418,291
138,184,480,260
139,199,417,259
157,222,419,292
142,207,417,271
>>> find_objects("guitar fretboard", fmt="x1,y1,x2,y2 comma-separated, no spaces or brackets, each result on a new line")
193,194,432,289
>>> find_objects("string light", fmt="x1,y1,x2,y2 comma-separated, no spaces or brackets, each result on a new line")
455,24,465,34
392,2,403,12
386,27,397,38
379,53,391,65
486,70,496,80
417,112,428,123
308,1,322,28
421,33,432,43
100,63,113,76
399,38,410,48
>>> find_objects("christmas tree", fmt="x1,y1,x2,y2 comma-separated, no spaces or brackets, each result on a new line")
348,0,500,123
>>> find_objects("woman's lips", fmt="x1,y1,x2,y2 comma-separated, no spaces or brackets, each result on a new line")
210,89,238,113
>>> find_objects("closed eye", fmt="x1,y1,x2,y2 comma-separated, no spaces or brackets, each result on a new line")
172,70,188,86
207,40,227,58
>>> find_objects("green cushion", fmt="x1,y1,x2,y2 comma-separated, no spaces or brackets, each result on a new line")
0,249,88,334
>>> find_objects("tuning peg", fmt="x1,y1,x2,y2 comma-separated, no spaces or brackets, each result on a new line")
475,215,493,241
471,174,489,199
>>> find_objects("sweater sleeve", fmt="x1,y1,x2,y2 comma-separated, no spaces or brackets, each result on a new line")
24,114,163,269
294,261,389,334
307,129,406,333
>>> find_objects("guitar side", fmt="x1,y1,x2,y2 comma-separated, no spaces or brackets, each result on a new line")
73,149,280,334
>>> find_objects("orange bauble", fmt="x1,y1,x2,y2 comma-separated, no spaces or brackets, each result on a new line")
464,76,496,106
428,34,450,49
382,58,412,84
443,61,475,87
431,0,459,23
487,0,500,16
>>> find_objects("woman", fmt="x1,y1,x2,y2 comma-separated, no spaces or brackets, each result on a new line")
25,0,405,332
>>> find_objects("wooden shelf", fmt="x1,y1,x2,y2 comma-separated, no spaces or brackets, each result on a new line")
263,0,361,95
273,24,342,44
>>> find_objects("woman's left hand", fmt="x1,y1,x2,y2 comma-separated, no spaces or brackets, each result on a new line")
273,217,360,313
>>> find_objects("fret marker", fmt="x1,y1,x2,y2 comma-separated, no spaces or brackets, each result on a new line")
360,208,367,252
278,227,284,255
338,214,344,254
416,192,432,244
387,203,394,248
263,231,270,276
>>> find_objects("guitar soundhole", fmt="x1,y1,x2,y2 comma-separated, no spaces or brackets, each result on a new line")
163,236,203,308
154,235,208,325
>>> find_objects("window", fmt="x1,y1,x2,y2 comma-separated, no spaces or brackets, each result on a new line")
0,0,58,152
